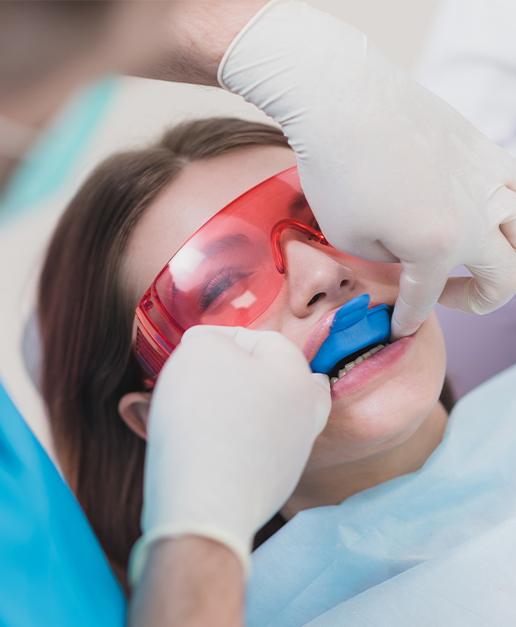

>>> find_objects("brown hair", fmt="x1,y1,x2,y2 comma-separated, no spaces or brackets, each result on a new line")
38,117,289,588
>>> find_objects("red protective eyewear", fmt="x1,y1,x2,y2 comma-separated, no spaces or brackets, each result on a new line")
133,166,328,385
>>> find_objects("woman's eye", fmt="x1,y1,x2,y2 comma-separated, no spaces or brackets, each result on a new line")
199,269,253,312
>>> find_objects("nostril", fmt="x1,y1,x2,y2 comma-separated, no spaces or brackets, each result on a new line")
307,292,325,307
340,280,349,288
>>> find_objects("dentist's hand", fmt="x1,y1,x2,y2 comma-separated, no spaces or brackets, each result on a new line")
219,0,516,337
130,325,330,583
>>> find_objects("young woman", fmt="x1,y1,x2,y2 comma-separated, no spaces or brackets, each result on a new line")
38,117,453,591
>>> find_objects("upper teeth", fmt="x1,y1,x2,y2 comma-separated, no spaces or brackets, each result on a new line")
330,344,385,386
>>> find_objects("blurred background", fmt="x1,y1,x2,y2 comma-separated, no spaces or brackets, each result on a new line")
3,0,516,453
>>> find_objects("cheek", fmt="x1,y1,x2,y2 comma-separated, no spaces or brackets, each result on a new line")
248,286,295,334
307,315,447,467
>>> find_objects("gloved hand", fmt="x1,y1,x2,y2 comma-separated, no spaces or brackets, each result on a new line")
130,325,330,583
219,0,516,337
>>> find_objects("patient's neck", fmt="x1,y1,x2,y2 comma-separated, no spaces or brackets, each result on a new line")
282,402,448,520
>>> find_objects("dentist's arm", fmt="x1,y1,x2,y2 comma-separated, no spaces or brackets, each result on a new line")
140,1,268,86
129,537,244,627
128,326,330,627
148,0,516,337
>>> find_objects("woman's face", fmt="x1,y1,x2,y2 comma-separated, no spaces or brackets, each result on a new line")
123,145,446,470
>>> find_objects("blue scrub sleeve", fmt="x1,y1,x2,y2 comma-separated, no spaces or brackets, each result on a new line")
0,383,126,626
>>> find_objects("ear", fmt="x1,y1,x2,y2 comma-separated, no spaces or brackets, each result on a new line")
118,392,152,440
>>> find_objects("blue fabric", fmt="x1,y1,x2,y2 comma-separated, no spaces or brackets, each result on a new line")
0,78,116,225
307,517,516,626
246,364,516,626
0,383,126,626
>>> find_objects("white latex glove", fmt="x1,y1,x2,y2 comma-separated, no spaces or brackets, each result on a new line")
130,325,330,583
218,0,516,337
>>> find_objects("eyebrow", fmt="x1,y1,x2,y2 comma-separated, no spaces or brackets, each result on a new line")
202,233,252,257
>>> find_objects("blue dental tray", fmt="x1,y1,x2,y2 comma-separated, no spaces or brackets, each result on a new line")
310,294,392,375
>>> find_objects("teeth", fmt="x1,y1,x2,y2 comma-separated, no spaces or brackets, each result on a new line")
331,344,387,386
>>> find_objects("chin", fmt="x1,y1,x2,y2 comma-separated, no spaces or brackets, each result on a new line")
309,316,447,466
323,387,438,463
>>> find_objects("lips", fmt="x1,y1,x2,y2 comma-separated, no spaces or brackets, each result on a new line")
303,307,341,364
330,335,412,400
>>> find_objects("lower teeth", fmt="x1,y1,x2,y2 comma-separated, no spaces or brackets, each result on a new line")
330,344,386,386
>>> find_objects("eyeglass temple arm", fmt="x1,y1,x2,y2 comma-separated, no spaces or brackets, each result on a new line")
270,219,328,273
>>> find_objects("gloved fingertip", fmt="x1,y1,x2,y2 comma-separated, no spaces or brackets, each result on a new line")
181,325,209,342
182,325,245,345
312,372,330,391
314,405,331,435
310,374,331,434
390,316,420,340
389,320,403,341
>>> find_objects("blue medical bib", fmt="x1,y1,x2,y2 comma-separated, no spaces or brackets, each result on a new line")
247,365,516,626
0,383,126,626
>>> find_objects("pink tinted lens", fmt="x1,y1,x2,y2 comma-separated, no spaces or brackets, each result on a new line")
135,167,314,380
154,167,307,331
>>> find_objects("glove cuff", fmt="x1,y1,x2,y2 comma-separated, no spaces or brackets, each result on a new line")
129,524,252,587
217,0,285,89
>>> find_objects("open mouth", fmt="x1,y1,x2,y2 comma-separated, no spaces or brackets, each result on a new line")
327,341,389,385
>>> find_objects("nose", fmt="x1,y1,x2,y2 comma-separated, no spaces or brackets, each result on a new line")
284,238,356,317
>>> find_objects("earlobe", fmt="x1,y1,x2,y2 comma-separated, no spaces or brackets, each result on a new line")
118,392,151,440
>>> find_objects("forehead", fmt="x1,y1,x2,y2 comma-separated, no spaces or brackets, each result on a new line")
123,145,296,301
